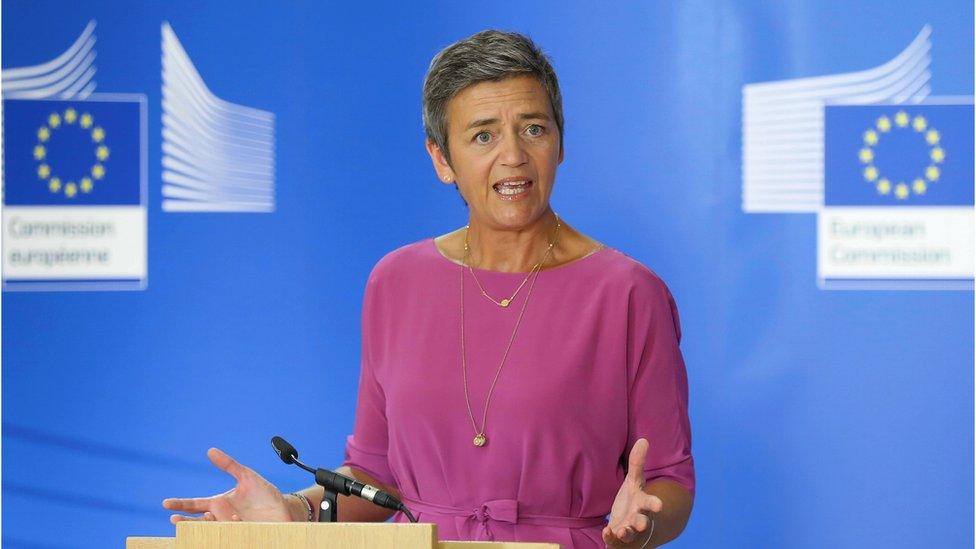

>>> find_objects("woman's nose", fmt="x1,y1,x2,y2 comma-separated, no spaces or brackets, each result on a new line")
498,133,528,167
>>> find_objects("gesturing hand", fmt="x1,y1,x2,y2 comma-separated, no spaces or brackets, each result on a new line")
162,448,293,524
602,439,663,548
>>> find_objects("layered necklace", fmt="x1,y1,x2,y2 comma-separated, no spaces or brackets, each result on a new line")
459,214,561,447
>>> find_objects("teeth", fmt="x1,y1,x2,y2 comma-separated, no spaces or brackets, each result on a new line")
494,180,531,195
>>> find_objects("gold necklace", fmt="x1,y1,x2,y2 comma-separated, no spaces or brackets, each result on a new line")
460,218,561,447
464,214,561,308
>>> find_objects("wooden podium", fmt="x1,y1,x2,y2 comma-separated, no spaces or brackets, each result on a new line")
126,522,560,549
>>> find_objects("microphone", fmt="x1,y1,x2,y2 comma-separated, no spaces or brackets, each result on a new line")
271,436,416,522
271,436,302,467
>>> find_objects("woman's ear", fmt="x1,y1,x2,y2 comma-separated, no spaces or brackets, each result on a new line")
425,139,455,184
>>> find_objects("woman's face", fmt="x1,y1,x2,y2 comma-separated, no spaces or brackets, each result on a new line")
428,75,563,231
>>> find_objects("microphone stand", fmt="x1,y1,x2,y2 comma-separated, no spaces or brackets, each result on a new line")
315,470,339,523
272,436,416,523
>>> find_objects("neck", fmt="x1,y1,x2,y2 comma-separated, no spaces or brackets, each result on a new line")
465,210,558,273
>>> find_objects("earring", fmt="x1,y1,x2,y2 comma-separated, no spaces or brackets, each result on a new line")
443,175,452,182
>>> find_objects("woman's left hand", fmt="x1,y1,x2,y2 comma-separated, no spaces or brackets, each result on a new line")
602,438,663,548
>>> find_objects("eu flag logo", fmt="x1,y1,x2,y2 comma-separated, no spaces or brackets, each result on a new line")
3,99,141,206
824,103,974,206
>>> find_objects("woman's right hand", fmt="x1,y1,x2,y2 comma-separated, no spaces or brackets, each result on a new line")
162,447,296,524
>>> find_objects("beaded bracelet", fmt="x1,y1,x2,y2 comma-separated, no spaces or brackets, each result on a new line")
291,492,313,522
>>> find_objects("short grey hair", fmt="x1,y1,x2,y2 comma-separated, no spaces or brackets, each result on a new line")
422,30,564,163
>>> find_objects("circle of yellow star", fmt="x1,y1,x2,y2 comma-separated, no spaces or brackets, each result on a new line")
33,107,110,196
860,112,946,200
894,183,909,199
877,178,891,194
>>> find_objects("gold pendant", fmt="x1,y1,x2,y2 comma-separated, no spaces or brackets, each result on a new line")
499,299,510,307
473,433,487,447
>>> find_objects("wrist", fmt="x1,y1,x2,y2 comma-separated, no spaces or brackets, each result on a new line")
284,493,301,521
638,515,656,549
287,492,314,522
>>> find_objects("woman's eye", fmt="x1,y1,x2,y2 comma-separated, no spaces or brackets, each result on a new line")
526,124,544,137
475,132,492,144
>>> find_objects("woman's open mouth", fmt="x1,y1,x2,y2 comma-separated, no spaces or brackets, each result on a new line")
492,178,533,200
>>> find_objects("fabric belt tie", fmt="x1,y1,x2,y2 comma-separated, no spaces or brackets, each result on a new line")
400,496,606,541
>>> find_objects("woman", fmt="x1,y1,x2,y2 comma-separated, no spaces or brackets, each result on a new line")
163,30,693,549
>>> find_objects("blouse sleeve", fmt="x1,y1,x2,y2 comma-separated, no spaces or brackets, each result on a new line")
625,270,695,495
341,270,397,487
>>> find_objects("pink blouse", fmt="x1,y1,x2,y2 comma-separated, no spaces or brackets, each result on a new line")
343,239,694,549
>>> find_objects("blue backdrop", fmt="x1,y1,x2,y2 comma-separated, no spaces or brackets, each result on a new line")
3,1,973,547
